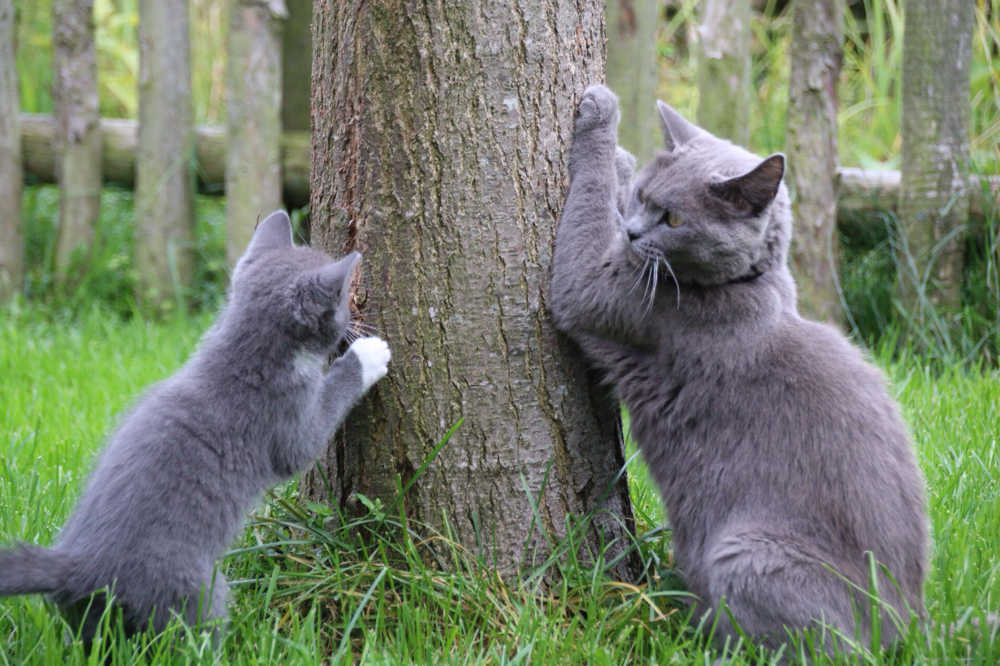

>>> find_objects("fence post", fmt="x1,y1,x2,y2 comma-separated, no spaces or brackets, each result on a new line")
896,0,974,317
696,0,751,145
786,0,844,323
53,0,101,280
281,0,311,133
226,0,287,268
0,0,21,301
136,0,195,312
606,0,660,164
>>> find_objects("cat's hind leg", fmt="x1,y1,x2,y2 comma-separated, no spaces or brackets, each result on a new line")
184,570,229,636
699,531,865,659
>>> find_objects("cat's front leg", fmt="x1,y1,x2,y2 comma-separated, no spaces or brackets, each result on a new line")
552,86,651,345
568,85,619,187
274,338,391,477
316,337,391,441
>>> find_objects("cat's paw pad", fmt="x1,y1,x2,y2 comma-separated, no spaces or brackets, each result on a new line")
349,337,391,391
576,85,619,131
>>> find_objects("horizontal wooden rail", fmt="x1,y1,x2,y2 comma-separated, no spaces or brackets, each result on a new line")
837,167,1000,222
20,113,310,208
19,114,1000,221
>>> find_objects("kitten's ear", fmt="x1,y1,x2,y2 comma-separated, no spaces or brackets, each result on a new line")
657,100,702,151
710,154,785,215
314,251,361,299
291,252,361,329
245,210,293,257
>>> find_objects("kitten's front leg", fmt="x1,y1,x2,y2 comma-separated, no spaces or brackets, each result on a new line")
274,338,391,477
318,337,391,440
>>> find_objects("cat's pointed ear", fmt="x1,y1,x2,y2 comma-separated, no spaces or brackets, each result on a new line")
245,210,293,257
290,252,361,329
710,154,785,215
315,251,361,298
657,100,702,151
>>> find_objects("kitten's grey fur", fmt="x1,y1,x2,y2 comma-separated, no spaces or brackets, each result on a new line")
551,85,928,653
0,211,391,641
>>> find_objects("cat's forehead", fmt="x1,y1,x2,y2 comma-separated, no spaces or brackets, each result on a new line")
640,138,763,194
243,245,335,280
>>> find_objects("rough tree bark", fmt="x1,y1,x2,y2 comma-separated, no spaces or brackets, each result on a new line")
895,0,974,315
606,0,660,164
0,0,21,301
226,0,287,268
696,0,752,145
785,0,843,323
135,0,195,310
53,0,101,278
281,0,311,132
303,0,636,575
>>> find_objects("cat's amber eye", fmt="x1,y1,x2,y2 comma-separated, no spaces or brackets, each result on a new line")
637,189,647,204
661,212,684,227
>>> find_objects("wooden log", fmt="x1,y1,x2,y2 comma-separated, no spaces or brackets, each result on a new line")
20,113,310,208
837,168,999,223
19,115,996,223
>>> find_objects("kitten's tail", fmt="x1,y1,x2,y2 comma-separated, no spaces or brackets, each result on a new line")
0,544,69,596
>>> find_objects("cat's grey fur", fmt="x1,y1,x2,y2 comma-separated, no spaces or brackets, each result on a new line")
551,85,928,653
0,211,391,641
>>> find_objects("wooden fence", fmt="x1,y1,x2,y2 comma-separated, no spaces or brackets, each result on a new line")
0,0,993,320
16,111,1000,227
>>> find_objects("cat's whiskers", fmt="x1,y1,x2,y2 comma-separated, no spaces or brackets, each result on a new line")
657,253,682,308
629,260,649,296
640,260,656,316
644,262,659,316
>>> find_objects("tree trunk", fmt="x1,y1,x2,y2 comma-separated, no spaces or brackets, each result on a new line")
785,0,843,323
226,0,287,269
606,0,660,164
895,0,974,315
303,0,636,576
281,0,311,132
52,0,101,279
696,0,752,145
0,0,21,301
136,0,195,311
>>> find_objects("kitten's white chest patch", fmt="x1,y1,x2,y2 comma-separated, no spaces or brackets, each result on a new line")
293,350,327,382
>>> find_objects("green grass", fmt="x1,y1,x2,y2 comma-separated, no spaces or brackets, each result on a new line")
1,306,998,664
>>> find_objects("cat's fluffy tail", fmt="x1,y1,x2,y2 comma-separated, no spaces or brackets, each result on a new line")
0,544,68,596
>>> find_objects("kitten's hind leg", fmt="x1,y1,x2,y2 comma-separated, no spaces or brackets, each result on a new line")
700,531,865,659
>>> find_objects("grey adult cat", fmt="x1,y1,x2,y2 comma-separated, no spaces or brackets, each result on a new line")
0,211,391,642
551,85,928,655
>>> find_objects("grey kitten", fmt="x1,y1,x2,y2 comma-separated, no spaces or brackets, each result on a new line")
0,211,391,642
551,85,928,655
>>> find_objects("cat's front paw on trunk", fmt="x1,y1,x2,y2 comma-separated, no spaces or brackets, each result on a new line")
575,85,619,135
349,337,391,391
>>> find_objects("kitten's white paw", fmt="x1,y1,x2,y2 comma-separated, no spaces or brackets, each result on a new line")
349,337,391,391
